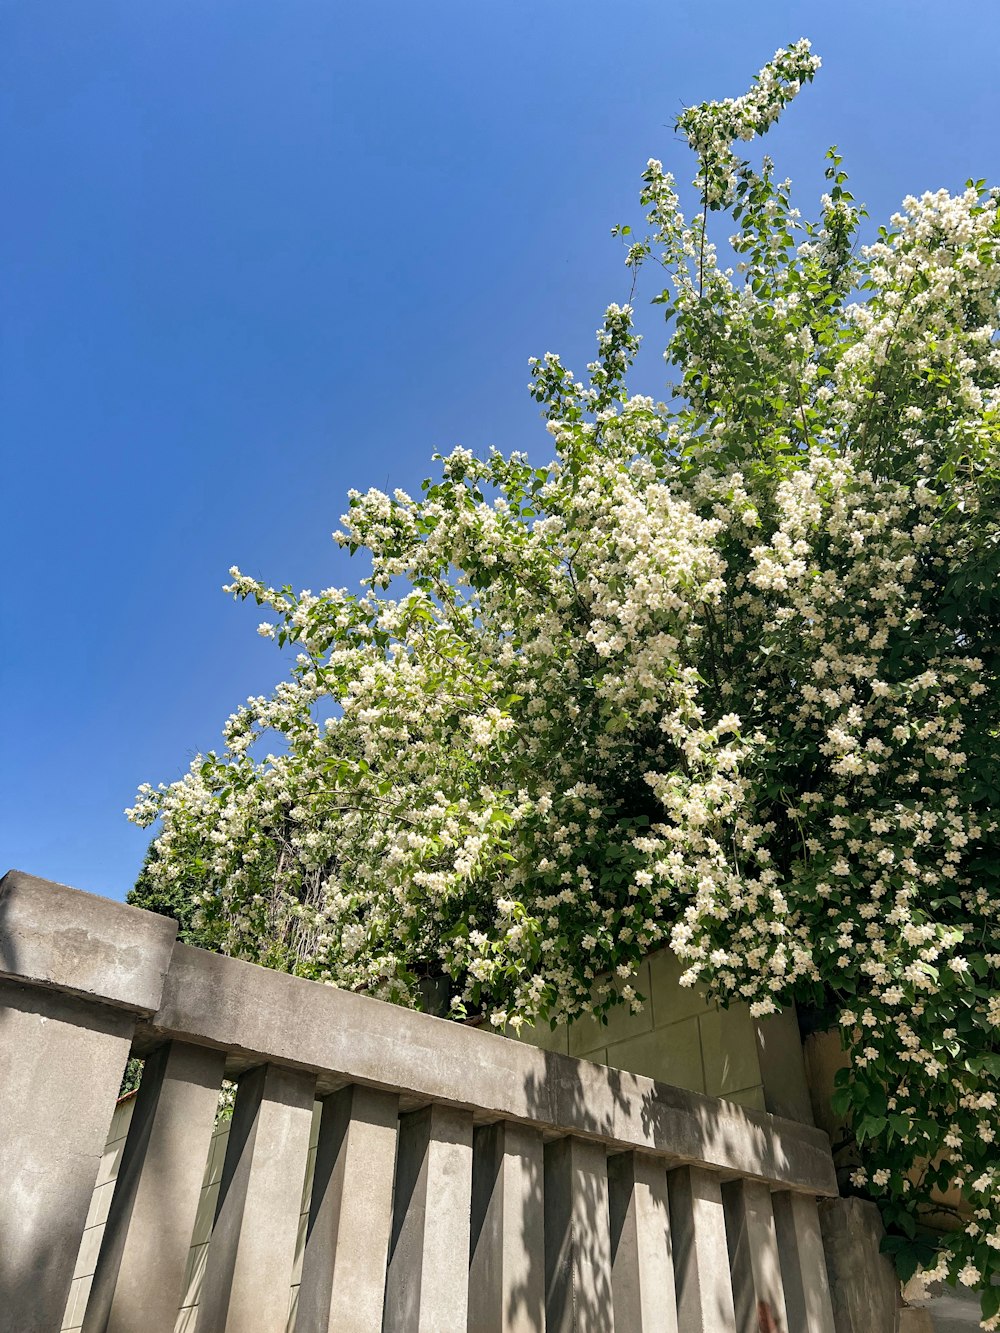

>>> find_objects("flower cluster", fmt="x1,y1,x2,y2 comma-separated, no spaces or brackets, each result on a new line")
677,39,820,209
129,43,1000,1324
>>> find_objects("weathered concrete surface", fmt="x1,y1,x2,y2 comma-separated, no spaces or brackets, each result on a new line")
143,943,837,1195
296,1083,399,1333
608,1150,677,1333
920,1284,991,1331
469,1120,545,1333
819,1196,901,1333
195,1062,316,1333
722,1178,788,1333
384,1103,474,1333
0,876,843,1332
899,1310,934,1332
772,1190,836,1333
668,1165,737,1333
0,981,133,1333
754,1006,815,1124
83,1040,226,1333
544,1137,614,1333
0,869,177,1013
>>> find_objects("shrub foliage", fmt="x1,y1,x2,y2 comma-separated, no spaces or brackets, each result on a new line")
130,42,1000,1318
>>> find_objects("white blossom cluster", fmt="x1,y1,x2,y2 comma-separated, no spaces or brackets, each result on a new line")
128,43,1000,1322
677,39,821,209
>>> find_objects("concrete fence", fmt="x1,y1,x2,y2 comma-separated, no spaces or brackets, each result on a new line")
0,868,840,1333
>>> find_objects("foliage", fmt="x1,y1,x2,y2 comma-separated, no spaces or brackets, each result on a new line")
129,41,1000,1320
127,844,219,950
119,1057,144,1099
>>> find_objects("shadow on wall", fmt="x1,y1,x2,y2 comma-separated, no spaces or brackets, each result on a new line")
503,1047,795,1330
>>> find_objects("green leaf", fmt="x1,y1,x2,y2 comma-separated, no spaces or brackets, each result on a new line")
830,1087,852,1116
895,1247,921,1283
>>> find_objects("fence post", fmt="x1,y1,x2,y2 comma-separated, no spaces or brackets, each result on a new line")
469,1119,546,1333
83,1040,227,1333
608,1151,677,1333
667,1164,737,1333
544,1136,615,1333
195,1062,316,1333
297,1083,399,1333
0,871,177,1333
385,1103,474,1333
722,1178,789,1333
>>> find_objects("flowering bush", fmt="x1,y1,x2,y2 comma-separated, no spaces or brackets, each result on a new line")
129,41,1000,1320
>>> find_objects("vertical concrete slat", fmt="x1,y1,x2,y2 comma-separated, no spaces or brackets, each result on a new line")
0,983,134,1333
82,1040,226,1333
194,1063,315,1333
295,1083,399,1333
544,1136,615,1333
722,1178,789,1333
468,1120,546,1333
772,1192,836,1333
667,1165,737,1333
384,1103,474,1333
608,1151,678,1333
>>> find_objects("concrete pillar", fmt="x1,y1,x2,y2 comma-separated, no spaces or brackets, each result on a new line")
544,1136,615,1333
195,1062,316,1333
608,1151,677,1333
0,981,134,1333
384,1102,474,1333
722,1178,789,1333
82,1040,227,1333
772,1191,836,1333
468,1119,546,1333
817,1196,900,1333
667,1165,737,1333
295,1083,399,1333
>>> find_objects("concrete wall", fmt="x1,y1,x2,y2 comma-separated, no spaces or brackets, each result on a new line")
60,946,809,1331
59,1057,981,1333
519,946,784,1116
4,871,837,1333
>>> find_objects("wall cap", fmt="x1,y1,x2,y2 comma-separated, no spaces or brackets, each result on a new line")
0,869,178,1014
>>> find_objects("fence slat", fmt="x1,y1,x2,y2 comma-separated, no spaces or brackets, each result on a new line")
723,1178,789,1333
608,1151,678,1333
667,1165,737,1333
544,1136,615,1333
0,983,134,1333
384,1103,474,1333
469,1119,546,1333
772,1191,836,1333
82,1041,226,1333
194,1063,315,1333
296,1083,399,1333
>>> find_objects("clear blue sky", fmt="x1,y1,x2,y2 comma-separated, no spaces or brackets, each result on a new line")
3,1,999,903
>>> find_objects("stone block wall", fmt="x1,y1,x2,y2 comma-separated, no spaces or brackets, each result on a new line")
518,946,813,1119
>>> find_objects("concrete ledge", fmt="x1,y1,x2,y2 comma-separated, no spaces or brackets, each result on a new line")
141,943,837,1197
0,870,177,1014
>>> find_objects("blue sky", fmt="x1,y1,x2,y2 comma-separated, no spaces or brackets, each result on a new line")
3,0,999,903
